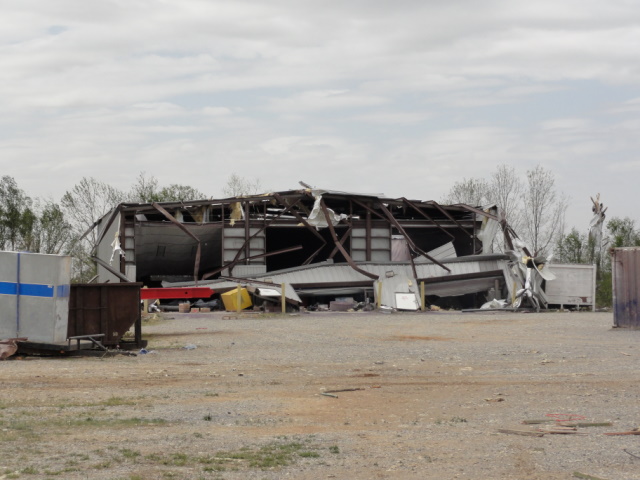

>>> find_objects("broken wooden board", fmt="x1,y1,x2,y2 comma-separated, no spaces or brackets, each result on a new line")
498,428,545,437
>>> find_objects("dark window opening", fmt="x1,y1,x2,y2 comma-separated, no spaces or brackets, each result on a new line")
266,226,350,271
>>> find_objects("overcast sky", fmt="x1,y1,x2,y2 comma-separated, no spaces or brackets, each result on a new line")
2,0,639,231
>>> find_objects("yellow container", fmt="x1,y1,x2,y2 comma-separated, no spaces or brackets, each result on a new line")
221,287,252,311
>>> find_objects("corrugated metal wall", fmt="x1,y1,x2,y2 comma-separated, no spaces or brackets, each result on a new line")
612,247,640,328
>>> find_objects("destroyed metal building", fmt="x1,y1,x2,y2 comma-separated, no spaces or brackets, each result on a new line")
94,187,540,310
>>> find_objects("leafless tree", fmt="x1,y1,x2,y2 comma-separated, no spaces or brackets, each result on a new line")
61,177,125,249
222,173,264,197
486,164,523,231
521,165,567,257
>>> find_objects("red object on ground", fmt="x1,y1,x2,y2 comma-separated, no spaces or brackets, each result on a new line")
140,287,214,300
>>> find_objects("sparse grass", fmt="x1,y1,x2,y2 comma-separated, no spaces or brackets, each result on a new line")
120,448,141,459
65,416,167,428
329,445,340,454
139,437,329,473
163,453,189,466
299,451,320,458
92,460,112,469
1,423,326,477
103,396,137,406
450,416,467,423
436,416,468,425
54,395,141,408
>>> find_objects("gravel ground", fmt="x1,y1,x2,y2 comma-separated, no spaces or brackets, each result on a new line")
1,310,639,480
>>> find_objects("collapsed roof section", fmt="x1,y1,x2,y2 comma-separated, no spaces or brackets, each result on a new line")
96,188,503,282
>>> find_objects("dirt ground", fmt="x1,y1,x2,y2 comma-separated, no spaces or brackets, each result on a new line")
1,310,640,480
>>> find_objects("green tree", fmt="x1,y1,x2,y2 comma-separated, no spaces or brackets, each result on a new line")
129,172,205,202
555,228,589,264
37,201,74,254
442,177,488,206
606,217,640,248
157,184,206,202
0,176,37,251
582,216,640,308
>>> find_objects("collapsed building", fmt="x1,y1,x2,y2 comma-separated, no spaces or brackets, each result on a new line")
93,187,550,311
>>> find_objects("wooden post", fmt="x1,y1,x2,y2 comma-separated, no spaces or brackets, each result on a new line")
420,281,425,311
281,283,286,314
236,284,242,313
377,281,382,309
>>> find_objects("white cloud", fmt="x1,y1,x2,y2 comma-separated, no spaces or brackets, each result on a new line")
266,90,389,113
202,106,232,116
1,0,640,229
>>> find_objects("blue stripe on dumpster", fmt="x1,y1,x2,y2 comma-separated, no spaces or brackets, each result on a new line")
19,283,55,298
0,282,60,297
0,282,18,295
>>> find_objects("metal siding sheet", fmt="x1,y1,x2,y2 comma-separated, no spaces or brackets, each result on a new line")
233,265,268,277
371,251,391,262
613,248,640,328
371,238,390,249
352,238,366,249
371,228,390,237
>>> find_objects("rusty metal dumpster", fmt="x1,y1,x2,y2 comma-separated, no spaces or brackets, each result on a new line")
612,247,640,328
68,283,144,347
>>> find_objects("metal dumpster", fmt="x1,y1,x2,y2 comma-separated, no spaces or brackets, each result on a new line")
612,247,640,328
0,251,71,343
68,283,144,347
